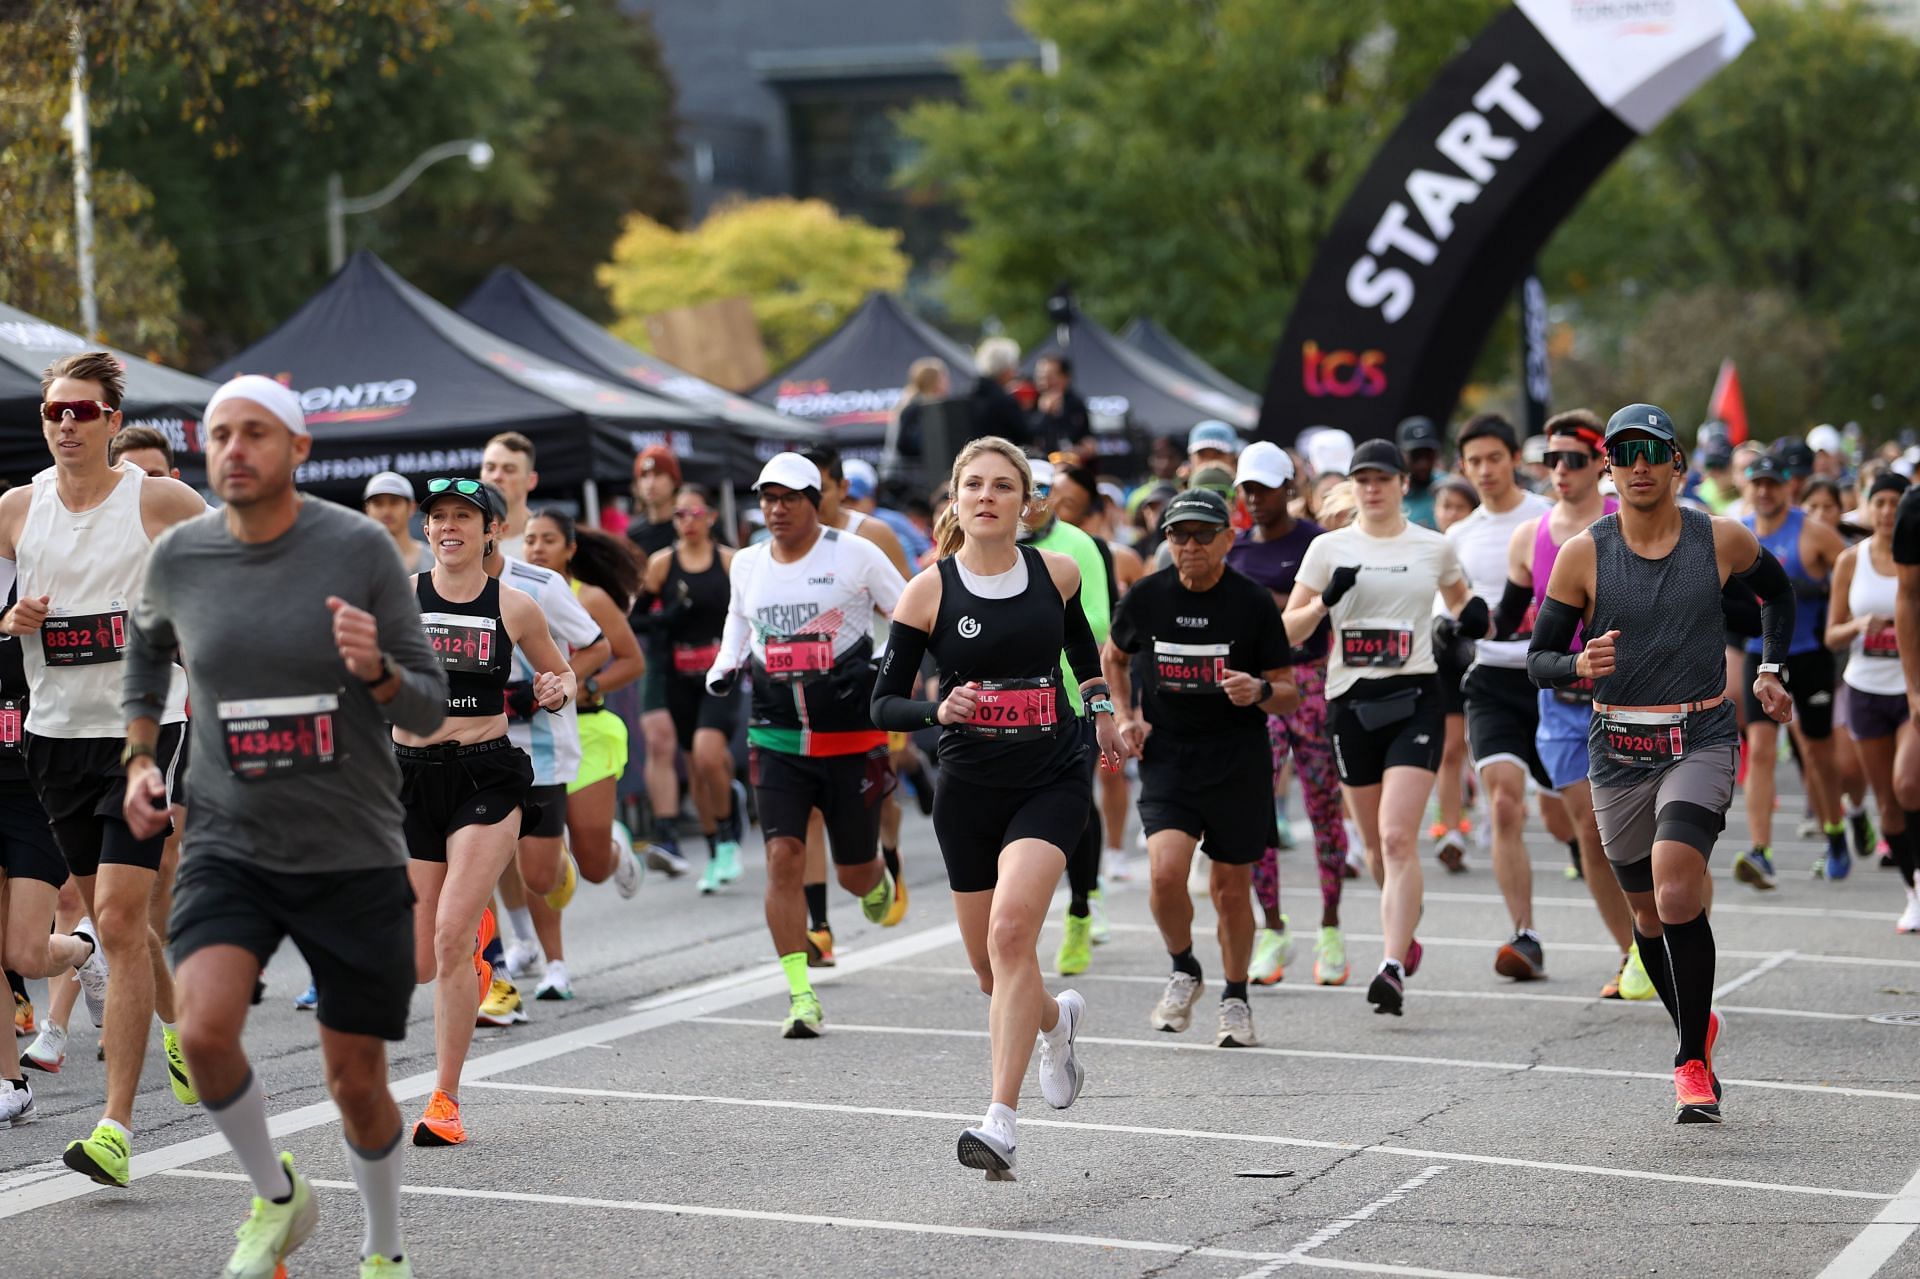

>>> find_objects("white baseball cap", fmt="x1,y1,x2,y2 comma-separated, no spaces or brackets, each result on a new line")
753,452,822,493
1027,456,1056,491
1235,440,1294,490
843,457,879,500
1807,423,1843,456
1187,420,1242,456
1304,428,1355,478
362,471,415,503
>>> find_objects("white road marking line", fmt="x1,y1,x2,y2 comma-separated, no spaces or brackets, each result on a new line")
1815,1160,1920,1279
1715,950,1798,999
889,964,1862,1022
463,1080,1892,1202
1236,1166,1455,1279
1420,889,1897,924
692,1015,1920,1107
0,921,963,1221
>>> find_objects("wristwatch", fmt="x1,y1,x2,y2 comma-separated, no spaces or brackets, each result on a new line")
359,653,398,688
120,740,156,769
1258,678,1274,703
1757,662,1788,686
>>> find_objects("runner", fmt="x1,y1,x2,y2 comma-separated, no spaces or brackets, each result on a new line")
122,374,443,1276
1529,402,1795,1123
1284,439,1482,1016
480,431,538,556
1227,442,1352,986
362,472,433,572
1429,476,1481,870
1826,471,1915,929
1732,453,1849,887
400,477,573,1145
706,453,902,1038
0,350,205,1183
626,446,681,559
638,485,746,894
1447,415,1554,979
107,425,179,481
1104,486,1296,1045
871,435,1119,1178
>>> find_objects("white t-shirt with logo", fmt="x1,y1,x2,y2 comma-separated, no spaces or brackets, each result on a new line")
1297,521,1465,700
1446,491,1550,670
502,557,602,786
711,527,905,679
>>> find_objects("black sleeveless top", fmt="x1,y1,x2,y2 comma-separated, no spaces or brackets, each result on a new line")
662,548,730,652
416,573,512,717
928,544,1086,786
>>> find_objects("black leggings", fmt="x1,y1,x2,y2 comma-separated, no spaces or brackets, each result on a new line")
1066,727,1100,915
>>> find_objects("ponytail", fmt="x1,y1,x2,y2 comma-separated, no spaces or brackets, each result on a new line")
933,501,965,560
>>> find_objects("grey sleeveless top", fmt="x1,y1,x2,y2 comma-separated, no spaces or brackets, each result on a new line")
1587,506,1738,785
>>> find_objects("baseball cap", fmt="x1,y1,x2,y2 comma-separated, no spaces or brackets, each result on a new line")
1395,416,1442,454
634,445,681,484
1027,457,1057,492
1188,462,1237,496
1604,403,1678,444
1771,436,1814,477
1745,455,1788,483
1187,420,1242,456
1348,438,1406,476
843,458,878,501
1305,428,1355,478
1700,444,1734,470
1807,424,1843,456
1521,434,1549,465
1160,487,1231,529
419,477,492,519
754,452,822,493
1235,440,1295,490
363,471,415,503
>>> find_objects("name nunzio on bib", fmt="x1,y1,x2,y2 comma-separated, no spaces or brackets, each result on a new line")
1109,565,1289,743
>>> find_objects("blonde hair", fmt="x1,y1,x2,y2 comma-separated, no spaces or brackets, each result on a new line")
1317,479,1359,530
933,436,1033,559
893,357,950,415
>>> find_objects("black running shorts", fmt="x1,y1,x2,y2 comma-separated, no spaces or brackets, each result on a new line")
0,783,64,886
931,769,1087,893
1136,734,1276,866
1742,649,1836,740
750,744,893,866
397,737,535,863
666,675,742,753
1463,664,1552,790
25,722,185,876
1328,676,1445,788
523,783,568,840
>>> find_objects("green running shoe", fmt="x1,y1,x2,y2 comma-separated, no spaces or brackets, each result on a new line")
1055,912,1092,976
699,855,727,896
1313,926,1349,986
714,838,744,884
360,1257,413,1278
782,992,824,1039
224,1152,318,1279
163,1025,198,1106
62,1121,131,1187
1618,942,1657,1001
1252,916,1291,986
860,867,896,924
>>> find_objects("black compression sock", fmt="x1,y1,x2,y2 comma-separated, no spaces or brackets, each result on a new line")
1170,947,1202,980
1662,912,1717,1067
5,969,24,1001
1900,818,1920,889
804,883,829,931
1223,979,1249,1003
1633,927,1679,1030
882,846,901,880
1069,892,1090,917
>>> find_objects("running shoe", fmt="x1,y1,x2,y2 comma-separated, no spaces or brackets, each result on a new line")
360,1258,414,1279
782,992,824,1039
1852,810,1879,864
1036,989,1085,1108
1565,841,1584,881
1898,888,1920,935
504,941,541,980
1795,812,1820,838
714,838,744,886
1274,815,1296,850
1706,1008,1724,1100
806,927,836,968
222,1152,317,1278
1733,847,1778,890
611,828,644,901
1102,850,1133,883
1314,926,1349,986
535,962,574,1001
72,923,108,1028
21,1022,65,1073
14,990,34,1038
1087,889,1111,944
860,867,896,924
699,855,727,896
163,1025,199,1106
1434,826,1467,874
63,1122,131,1186
1619,944,1656,1001
476,978,527,1028
473,908,496,1006
1216,997,1258,1048
1343,844,1367,879
1250,917,1291,986
1055,913,1092,977
1,1078,34,1126
1494,930,1545,981
1599,956,1626,1000
644,838,690,877
1879,838,1895,869
543,851,579,911
882,873,909,928
1149,972,1203,1033
293,983,318,1012
1404,936,1424,978
1824,839,1852,883
1367,961,1405,1016
957,1120,1016,1180
412,1089,466,1147
1673,1059,1721,1123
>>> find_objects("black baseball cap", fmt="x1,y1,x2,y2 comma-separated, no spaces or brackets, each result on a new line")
1771,436,1814,478
1160,487,1232,529
1348,438,1406,476
1745,455,1788,484
420,477,492,519
1395,416,1442,454
1604,403,1678,445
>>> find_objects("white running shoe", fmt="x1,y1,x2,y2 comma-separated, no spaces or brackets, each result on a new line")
1187,853,1211,896
71,924,108,1028
1150,972,1204,1033
1036,989,1086,1109
612,829,644,900
504,941,541,980
1216,997,1258,1048
20,1021,66,1073
1102,850,1133,883
1899,888,1920,935
0,1078,34,1126
534,961,574,1002
1087,890,1111,945
957,1116,1016,1179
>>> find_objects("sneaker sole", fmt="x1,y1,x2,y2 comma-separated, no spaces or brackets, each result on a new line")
1732,860,1776,890
411,1123,465,1147
1675,1102,1722,1124
21,1053,62,1073
956,1132,1013,1173
1216,1034,1258,1048
1494,946,1544,981
1367,976,1403,1016
1436,846,1467,874
535,988,574,1002
781,1021,822,1040
1315,966,1349,986
61,1144,127,1187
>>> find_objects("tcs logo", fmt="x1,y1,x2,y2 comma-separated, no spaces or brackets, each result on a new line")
1302,342,1387,398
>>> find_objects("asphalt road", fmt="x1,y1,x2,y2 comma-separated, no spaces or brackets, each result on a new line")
5,793,1920,1279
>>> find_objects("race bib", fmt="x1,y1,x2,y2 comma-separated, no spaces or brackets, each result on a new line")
0,696,22,757
1341,621,1412,668
1598,708,1685,767
1554,675,1595,707
673,642,722,675
421,611,501,675
219,693,342,781
1152,640,1230,693
962,678,1059,739
1864,625,1899,659
41,609,127,666
763,633,833,683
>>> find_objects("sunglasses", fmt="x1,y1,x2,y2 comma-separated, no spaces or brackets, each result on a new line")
1605,439,1675,469
1165,525,1226,546
1543,450,1592,471
672,506,710,520
427,478,484,497
41,400,114,423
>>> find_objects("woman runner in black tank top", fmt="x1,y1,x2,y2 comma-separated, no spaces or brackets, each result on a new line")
872,437,1121,1181
394,478,576,1149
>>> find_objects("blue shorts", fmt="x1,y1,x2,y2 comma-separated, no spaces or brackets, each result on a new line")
1536,689,1593,792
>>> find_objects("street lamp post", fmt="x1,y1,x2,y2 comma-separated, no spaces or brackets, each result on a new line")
325,139,494,273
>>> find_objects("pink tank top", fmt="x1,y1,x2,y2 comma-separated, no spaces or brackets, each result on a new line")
1531,497,1618,650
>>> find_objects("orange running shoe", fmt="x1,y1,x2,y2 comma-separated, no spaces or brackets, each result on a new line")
14,990,35,1037
1673,1060,1721,1124
474,907,497,1005
1705,1009,1724,1100
412,1088,467,1146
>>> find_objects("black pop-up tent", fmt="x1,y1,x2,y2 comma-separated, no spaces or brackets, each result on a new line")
210,252,719,502
1030,311,1258,439
0,302,220,486
751,293,976,458
457,267,820,463
1118,317,1259,407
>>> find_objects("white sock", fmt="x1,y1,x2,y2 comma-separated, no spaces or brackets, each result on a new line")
344,1126,406,1262
1041,1004,1070,1045
203,1072,291,1200
507,907,536,944
985,1101,1016,1136
543,960,569,987
100,1116,131,1141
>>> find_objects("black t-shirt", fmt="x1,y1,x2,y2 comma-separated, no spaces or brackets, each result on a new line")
1110,564,1290,743
628,518,677,559
1895,487,1920,565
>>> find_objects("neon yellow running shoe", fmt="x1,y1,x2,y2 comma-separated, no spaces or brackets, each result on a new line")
360,1256,414,1278
62,1121,131,1187
1618,942,1657,1001
224,1152,317,1279
543,851,578,911
860,867,896,924
782,992,824,1039
1055,912,1092,976
881,874,910,927
163,1024,198,1106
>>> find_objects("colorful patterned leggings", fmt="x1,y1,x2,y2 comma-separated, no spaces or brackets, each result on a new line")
1255,661,1346,920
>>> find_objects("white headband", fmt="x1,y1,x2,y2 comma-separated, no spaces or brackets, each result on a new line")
204,374,308,437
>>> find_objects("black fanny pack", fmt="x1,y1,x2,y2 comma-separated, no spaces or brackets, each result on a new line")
1346,685,1421,731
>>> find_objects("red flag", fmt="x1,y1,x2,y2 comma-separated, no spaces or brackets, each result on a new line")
1708,357,1748,444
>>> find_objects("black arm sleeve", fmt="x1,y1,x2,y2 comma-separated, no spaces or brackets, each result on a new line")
1456,595,1491,641
1720,578,1761,639
1063,589,1103,689
1525,598,1584,689
1494,579,1534,639
1092,535,1119,612
1735,546,1796,667
871,622,942,731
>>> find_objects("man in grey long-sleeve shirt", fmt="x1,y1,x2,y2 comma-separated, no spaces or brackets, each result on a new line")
119,375,442,1277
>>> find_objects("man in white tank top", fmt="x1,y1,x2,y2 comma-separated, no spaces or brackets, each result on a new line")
0,351,206,1185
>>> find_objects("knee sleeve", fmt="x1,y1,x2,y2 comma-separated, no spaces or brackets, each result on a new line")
1654,800,1725,858
1611,856,1655,894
